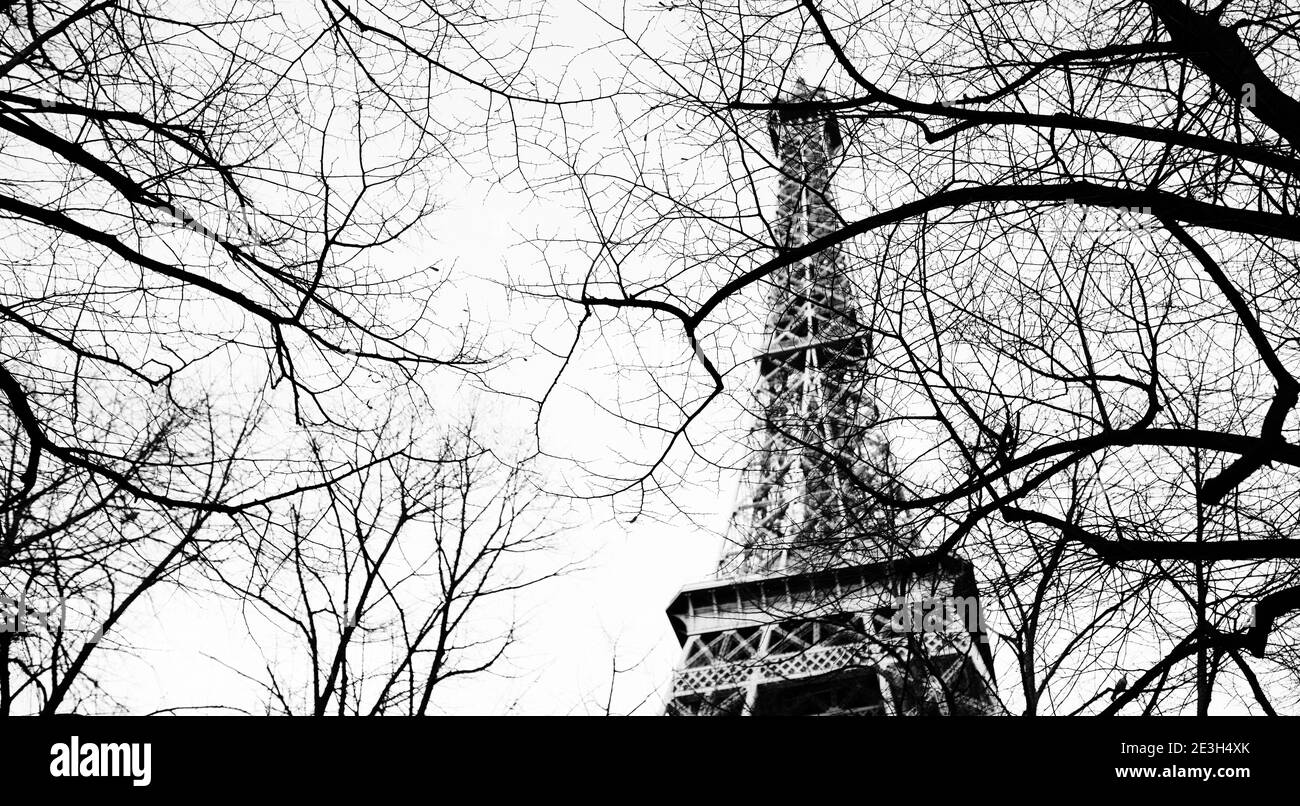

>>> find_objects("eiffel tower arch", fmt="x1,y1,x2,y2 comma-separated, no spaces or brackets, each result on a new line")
664,79,1003,716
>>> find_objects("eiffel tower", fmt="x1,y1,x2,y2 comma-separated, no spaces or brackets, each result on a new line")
664,80,1002,716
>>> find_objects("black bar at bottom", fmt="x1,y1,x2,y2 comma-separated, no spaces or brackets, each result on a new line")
0,716,1287,794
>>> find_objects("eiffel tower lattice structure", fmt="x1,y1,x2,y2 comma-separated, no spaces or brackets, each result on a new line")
664,79,1003,716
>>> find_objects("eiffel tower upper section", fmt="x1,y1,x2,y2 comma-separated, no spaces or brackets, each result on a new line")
663,80,1003,717
720,78,909,577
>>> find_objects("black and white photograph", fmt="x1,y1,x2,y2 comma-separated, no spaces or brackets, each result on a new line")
0,0,1295,790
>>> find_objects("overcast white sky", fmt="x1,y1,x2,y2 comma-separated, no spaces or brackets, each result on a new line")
64,2,752,715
